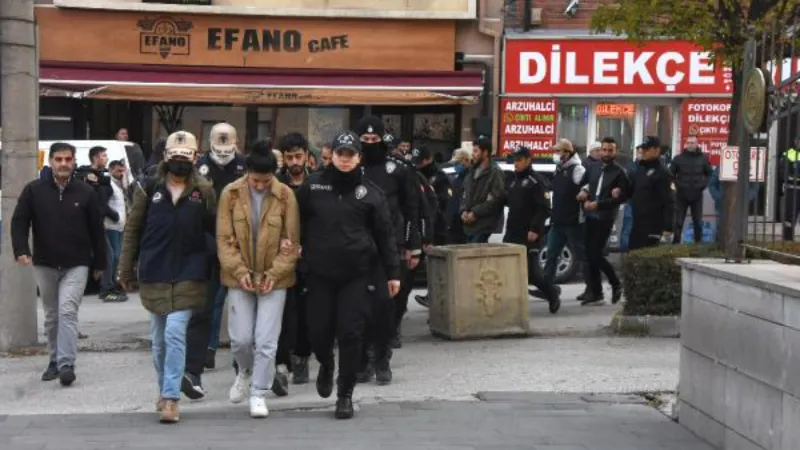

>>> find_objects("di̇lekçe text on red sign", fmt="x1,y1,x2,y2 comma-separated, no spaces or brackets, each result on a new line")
500,98,558,156
680,99,731,166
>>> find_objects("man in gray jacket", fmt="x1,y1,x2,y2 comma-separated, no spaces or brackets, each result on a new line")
460,136,506,243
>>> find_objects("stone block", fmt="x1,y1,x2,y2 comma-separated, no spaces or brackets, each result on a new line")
784,296,800,332
679,349,726,421
682,269,693,295
724,369,783,450
681,295,731,363
725,429,767,450
678,400,725,450
611,315,680,337
427,244,531,340
725,312,788,390
783,328,800,399
690,271,783,322
782,393,800,450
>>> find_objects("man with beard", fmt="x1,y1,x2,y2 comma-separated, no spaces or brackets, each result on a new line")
101,160,130,303
295,131,401,419
460,136,506,243
274,132,313,393
183,123,246,399
576,137,628,305
355,117,420,386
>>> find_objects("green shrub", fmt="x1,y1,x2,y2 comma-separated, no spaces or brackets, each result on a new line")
745,241,800,266
621,245,724,316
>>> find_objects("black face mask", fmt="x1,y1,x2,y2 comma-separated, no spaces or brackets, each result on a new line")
361,142,385,165
328,165,361,192
166,160,193,177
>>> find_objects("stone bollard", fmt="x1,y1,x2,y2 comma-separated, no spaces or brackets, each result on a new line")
426,243,531,340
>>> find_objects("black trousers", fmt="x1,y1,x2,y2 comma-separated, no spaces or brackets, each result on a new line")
306,273,371,391
525,244,559,300
293,278,312,358
275,286,297,370
362,260,395,367
584,218,620,297
673,196,703,244
185,259,219,377
394,258,416,331
629,227,662,250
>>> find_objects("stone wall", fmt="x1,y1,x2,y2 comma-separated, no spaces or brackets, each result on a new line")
678,258,800,450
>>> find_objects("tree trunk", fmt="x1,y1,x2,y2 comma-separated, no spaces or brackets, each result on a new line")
0,0,39,351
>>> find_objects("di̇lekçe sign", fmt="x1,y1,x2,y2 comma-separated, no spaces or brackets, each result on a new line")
719,146,766,182
681,99,731,166
499,98,558,156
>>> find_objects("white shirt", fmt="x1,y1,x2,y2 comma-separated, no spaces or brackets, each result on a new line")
104,180,127,231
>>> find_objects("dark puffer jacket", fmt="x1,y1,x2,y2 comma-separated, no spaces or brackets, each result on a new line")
669,150,712,201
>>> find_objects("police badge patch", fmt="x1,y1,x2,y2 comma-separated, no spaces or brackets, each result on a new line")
647,168,655,176
152,192,163,203
355,185,368,200
522,178,530,187
385,161,396,174
199,164,210,176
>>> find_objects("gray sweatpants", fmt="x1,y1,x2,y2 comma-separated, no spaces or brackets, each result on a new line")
34,266,89,369
228,288,286,396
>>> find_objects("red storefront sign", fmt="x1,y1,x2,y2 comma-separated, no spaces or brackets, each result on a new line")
504,39,733,95
680,99,731,166
499,98,558,156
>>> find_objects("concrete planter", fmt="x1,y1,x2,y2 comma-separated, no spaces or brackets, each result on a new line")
610,313,680,337
426,243,531,340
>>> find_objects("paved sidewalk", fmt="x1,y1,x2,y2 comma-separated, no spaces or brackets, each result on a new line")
0,394,713,450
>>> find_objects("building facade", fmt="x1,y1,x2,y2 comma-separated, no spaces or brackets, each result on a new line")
36,0,504,158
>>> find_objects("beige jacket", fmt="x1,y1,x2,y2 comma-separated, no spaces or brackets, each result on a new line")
216,176,300,289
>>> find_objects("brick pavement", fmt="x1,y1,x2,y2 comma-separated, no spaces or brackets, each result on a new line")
0,393,714,450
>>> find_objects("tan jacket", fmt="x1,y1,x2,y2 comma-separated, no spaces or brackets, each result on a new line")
217,176,300,290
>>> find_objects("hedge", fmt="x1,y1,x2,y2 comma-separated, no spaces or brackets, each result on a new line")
621,241,800,316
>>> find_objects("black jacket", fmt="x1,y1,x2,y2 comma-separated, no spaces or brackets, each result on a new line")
11,177,107,271
296,167,400,281
551,155,586,226
460,162,507,235
503,167,550,245
362,157,421,252
669,150,712,201
629,158,675,236
580,160,630,222
196,154,247,199
75,165,119,222
419,163,452,245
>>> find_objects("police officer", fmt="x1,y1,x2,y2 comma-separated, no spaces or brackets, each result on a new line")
295,131,401,420
627,138,674,250
503,146,561,313
355,118,420,385
275,132,313,390
183,123,246,399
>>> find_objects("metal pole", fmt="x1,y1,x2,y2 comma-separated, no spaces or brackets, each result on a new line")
0,0,39,351
728,38,756,262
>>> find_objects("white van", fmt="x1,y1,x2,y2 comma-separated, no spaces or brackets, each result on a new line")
38,140,136,185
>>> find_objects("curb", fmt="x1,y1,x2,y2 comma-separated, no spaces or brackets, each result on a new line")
610,314,680,337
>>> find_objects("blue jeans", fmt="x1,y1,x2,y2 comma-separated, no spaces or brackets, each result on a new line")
150,309,193,400
100,230,123,295
543,224,587,284
208,286,227,351
620,203,633,251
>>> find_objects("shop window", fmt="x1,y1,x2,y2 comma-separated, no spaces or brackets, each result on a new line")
412,113,456,157
257,121,272,141
642,104,675,160
381,114,403,139
596,103,635,160
557,104,590,155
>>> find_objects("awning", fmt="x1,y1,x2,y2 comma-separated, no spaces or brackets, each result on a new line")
39,62,483,105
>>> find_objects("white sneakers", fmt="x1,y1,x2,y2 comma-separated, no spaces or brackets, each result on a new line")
249,396,269,418
229,369,252,404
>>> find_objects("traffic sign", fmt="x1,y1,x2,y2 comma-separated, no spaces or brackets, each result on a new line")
719,145,766,182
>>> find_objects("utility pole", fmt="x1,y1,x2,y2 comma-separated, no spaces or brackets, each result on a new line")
0,0,39,352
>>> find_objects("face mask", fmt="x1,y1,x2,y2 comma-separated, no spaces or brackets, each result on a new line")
553,153,563,164
166,159,193,177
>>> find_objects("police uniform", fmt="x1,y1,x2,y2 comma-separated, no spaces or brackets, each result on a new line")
183,124,245,397
629,158,674,250
354,119,420,386
503,147,560,313
295,132,400,419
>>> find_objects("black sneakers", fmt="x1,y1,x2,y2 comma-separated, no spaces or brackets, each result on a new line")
272,365,289,397
334,397,354,419
41,362,59,382
59,365,76,387
204,348,216,370
611,284,623,304
316,365,334,399
375,359,392,386
180,373,206,400
292,356,309,385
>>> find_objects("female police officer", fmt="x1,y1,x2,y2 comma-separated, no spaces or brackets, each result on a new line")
294,131,401,419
